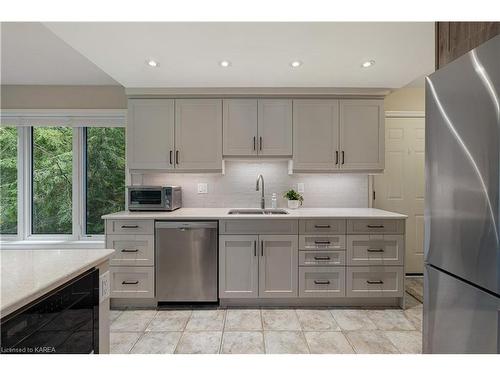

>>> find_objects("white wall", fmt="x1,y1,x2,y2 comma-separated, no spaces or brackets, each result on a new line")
135,161,369,208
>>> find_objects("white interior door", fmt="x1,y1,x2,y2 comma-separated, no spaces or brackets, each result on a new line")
373,115,425,274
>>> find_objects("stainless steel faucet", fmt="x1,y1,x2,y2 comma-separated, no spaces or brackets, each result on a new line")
256,174,265,209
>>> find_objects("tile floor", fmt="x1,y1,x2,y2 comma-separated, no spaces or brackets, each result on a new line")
109,293,423,354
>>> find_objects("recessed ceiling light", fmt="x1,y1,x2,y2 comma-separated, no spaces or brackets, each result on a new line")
361,60,375,68
290,60,302,68
147,59,159,67
219,60,231,68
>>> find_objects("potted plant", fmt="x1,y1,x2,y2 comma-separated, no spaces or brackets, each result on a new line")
283,189,303,209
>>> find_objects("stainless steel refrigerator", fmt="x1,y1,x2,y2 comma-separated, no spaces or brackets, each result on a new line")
424,35,500,353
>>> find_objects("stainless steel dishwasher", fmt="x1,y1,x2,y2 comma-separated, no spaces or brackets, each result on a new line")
155,221,218,302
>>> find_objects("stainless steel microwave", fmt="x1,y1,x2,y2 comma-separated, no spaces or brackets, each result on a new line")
127,186,182,211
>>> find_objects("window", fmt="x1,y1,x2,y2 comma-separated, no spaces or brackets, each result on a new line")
32,127,73,234
85,127,125,235
0,127,18,235
0,110,126,244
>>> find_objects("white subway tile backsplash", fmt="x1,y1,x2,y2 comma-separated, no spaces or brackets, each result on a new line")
139,161,369,208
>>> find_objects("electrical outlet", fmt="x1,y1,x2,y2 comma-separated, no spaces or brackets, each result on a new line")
197,183,208,194
297,183,305,193
99,271,110,303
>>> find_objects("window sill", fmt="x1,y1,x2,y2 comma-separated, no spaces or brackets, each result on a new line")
0,239,105,250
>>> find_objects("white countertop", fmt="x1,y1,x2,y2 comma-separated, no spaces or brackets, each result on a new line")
102,207,407,220
0,248,115,317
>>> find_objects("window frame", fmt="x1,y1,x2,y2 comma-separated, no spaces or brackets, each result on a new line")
0,109,126,248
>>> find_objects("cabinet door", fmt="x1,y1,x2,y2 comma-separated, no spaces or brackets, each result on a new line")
339,99,384,170
219,235,259,298
259,235,298,298
257,99,292,156
175,99,223,170
127,99,175,170
223,99,258,156
292,100,339,171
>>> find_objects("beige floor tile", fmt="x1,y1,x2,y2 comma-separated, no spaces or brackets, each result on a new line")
264,331,309,354
404,306,423,331
130,332,182,354
404,293,423,310
304,331,355,354
221,331,265,354
184,309,226,331
262,309,301,331
330,309,377,331
366,309,415,331
175,331,222,354
110,310,157,332
224,309,262,331
296,309,340,331
146,310,191,331
385,331,422,354
346,331,399,354
110,332,141,354
109,309,124,322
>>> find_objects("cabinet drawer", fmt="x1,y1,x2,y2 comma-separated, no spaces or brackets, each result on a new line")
107,235,154,266
346,266,404,297
299,219,346,235
347,235,404,266
299,234,345,250
110,266,154,299
299,250,345,266
299,266,345,297
106,220,154,235
219,219,298,235
347,219,404,234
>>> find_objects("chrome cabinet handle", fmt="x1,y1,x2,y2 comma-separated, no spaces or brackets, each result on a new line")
175,150,179,165
169,150,173,165
367,224,384,229
314,240,331,245
367,248,384,253
254,241,257,257
121,249,139,253
313,256,331,261
122,280,139,285
335,150,339,165
259,136,263,151
261,240,264,256
121,225,139,229
253,136,256,151
314,224,331,229
366,280,384,285
341,151,345,165
314,280,331,285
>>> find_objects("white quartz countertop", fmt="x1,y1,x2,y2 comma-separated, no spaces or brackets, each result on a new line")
102,207,407,220
0,248,115,317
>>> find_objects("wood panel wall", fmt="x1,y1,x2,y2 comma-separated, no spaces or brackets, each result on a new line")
435,22,500,69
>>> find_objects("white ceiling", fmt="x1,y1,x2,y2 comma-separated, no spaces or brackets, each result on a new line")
44,22,435,89
1,22,119,85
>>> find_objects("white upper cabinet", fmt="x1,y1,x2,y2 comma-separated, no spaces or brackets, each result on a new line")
175,99,223,170
293,100,340,171
257,99,293,156
223,99,258,156
223,99,292,157
127,99,175,170
339,99,384,171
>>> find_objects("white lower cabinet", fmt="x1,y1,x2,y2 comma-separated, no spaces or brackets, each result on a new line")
346,266,404,298
110,266,155,299
299,266,345,297
219,234,298,299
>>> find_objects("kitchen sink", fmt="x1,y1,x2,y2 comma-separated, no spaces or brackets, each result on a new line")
227,208,289,215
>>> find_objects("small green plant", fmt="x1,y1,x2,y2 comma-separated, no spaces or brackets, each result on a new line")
283,189,303,204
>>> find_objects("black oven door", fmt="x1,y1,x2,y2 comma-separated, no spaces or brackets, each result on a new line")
0,268,99,354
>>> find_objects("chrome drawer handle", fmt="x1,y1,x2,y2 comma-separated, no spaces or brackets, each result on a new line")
313,256,331,261
314,240,331,245
121,249,139,253
314,280,331,285
367,225,384,229
122,280,139,285
314,225,331,229
367,248,384,253
366,280,384,285
121,225,139,229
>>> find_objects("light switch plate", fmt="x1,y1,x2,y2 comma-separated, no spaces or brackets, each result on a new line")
99,271,110,303
197,183,208,194
297,183,305,193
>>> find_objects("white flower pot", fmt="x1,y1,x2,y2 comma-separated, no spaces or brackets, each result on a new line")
287,200,300,209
